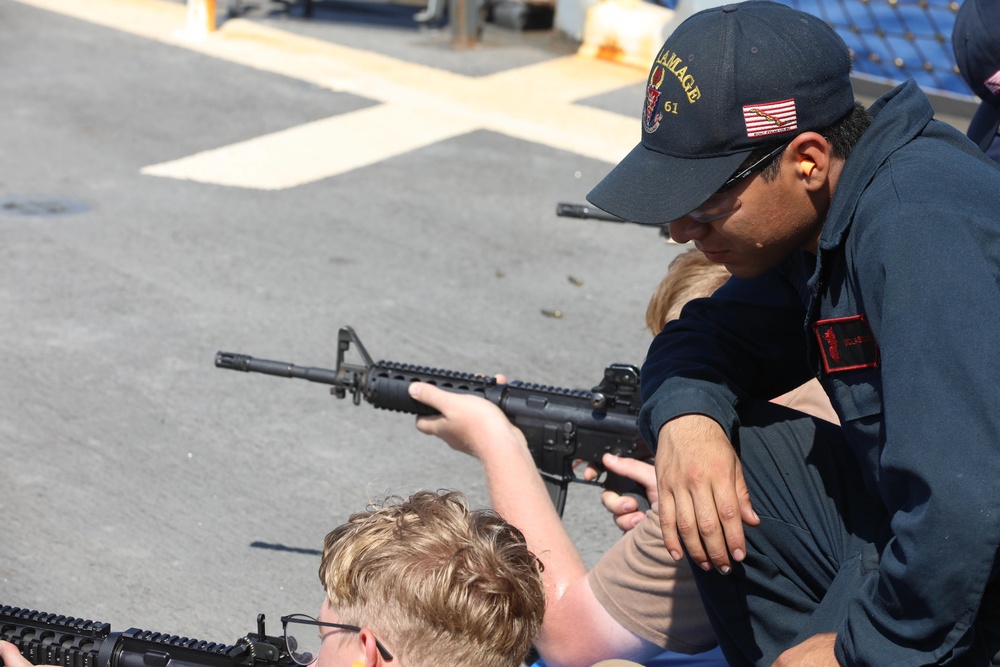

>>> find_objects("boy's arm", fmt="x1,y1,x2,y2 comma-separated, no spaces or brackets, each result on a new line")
408,382,665,667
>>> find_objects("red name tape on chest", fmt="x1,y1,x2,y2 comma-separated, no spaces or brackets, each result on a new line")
813,315,879,373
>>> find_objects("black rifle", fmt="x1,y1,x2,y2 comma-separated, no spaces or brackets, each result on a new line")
555,202,628,223
0,604,292,667
214,326,651,516
555,202,672,240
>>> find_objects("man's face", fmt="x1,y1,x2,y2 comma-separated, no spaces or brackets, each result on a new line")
666,158,824,278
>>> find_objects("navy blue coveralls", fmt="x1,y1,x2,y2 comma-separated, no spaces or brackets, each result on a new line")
639,81,1000,666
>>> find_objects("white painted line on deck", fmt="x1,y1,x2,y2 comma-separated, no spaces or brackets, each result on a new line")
141,103,481,189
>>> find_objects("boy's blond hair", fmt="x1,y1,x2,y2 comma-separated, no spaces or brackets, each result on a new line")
319,490,545,667
645,249,731,335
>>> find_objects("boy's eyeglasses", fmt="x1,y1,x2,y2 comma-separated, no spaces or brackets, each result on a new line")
281,613,393,664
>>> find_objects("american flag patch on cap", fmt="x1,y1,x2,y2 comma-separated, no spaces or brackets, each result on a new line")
985,69,1000,96
743,99,797,138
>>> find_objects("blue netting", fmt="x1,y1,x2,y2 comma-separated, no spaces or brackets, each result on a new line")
784,0,969,96
648,0,974,98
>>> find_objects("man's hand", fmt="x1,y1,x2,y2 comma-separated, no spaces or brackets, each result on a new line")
0,641,40,667
656,414,759,574
771,633,838,666
408,380,527,461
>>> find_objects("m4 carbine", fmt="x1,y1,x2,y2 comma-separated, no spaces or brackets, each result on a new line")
0,604,292,667
215,326,651,516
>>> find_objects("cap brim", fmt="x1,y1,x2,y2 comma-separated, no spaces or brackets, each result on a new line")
967,101,1000,153
586,142,750,225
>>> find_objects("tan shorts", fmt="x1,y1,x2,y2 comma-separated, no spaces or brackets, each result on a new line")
588,509,718,654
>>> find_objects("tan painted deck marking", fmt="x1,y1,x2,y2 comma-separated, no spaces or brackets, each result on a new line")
17,0,647,189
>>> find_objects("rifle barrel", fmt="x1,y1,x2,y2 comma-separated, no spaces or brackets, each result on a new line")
215,353,341,386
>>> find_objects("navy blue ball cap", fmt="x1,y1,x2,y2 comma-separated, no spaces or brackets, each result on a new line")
587,1,855,225
952,0,1000,150
953,0,1000,104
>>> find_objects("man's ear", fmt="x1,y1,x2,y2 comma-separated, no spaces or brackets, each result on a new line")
358,629,383,666
788,132,834,190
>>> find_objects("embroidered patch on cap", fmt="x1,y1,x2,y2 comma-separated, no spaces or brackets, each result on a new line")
813,315,879,373
643,66,665,134
743,99,797,138
985,69,1000,96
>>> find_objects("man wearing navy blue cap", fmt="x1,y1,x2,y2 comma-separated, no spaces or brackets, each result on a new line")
953,0,1000,164
588,1,1000,665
